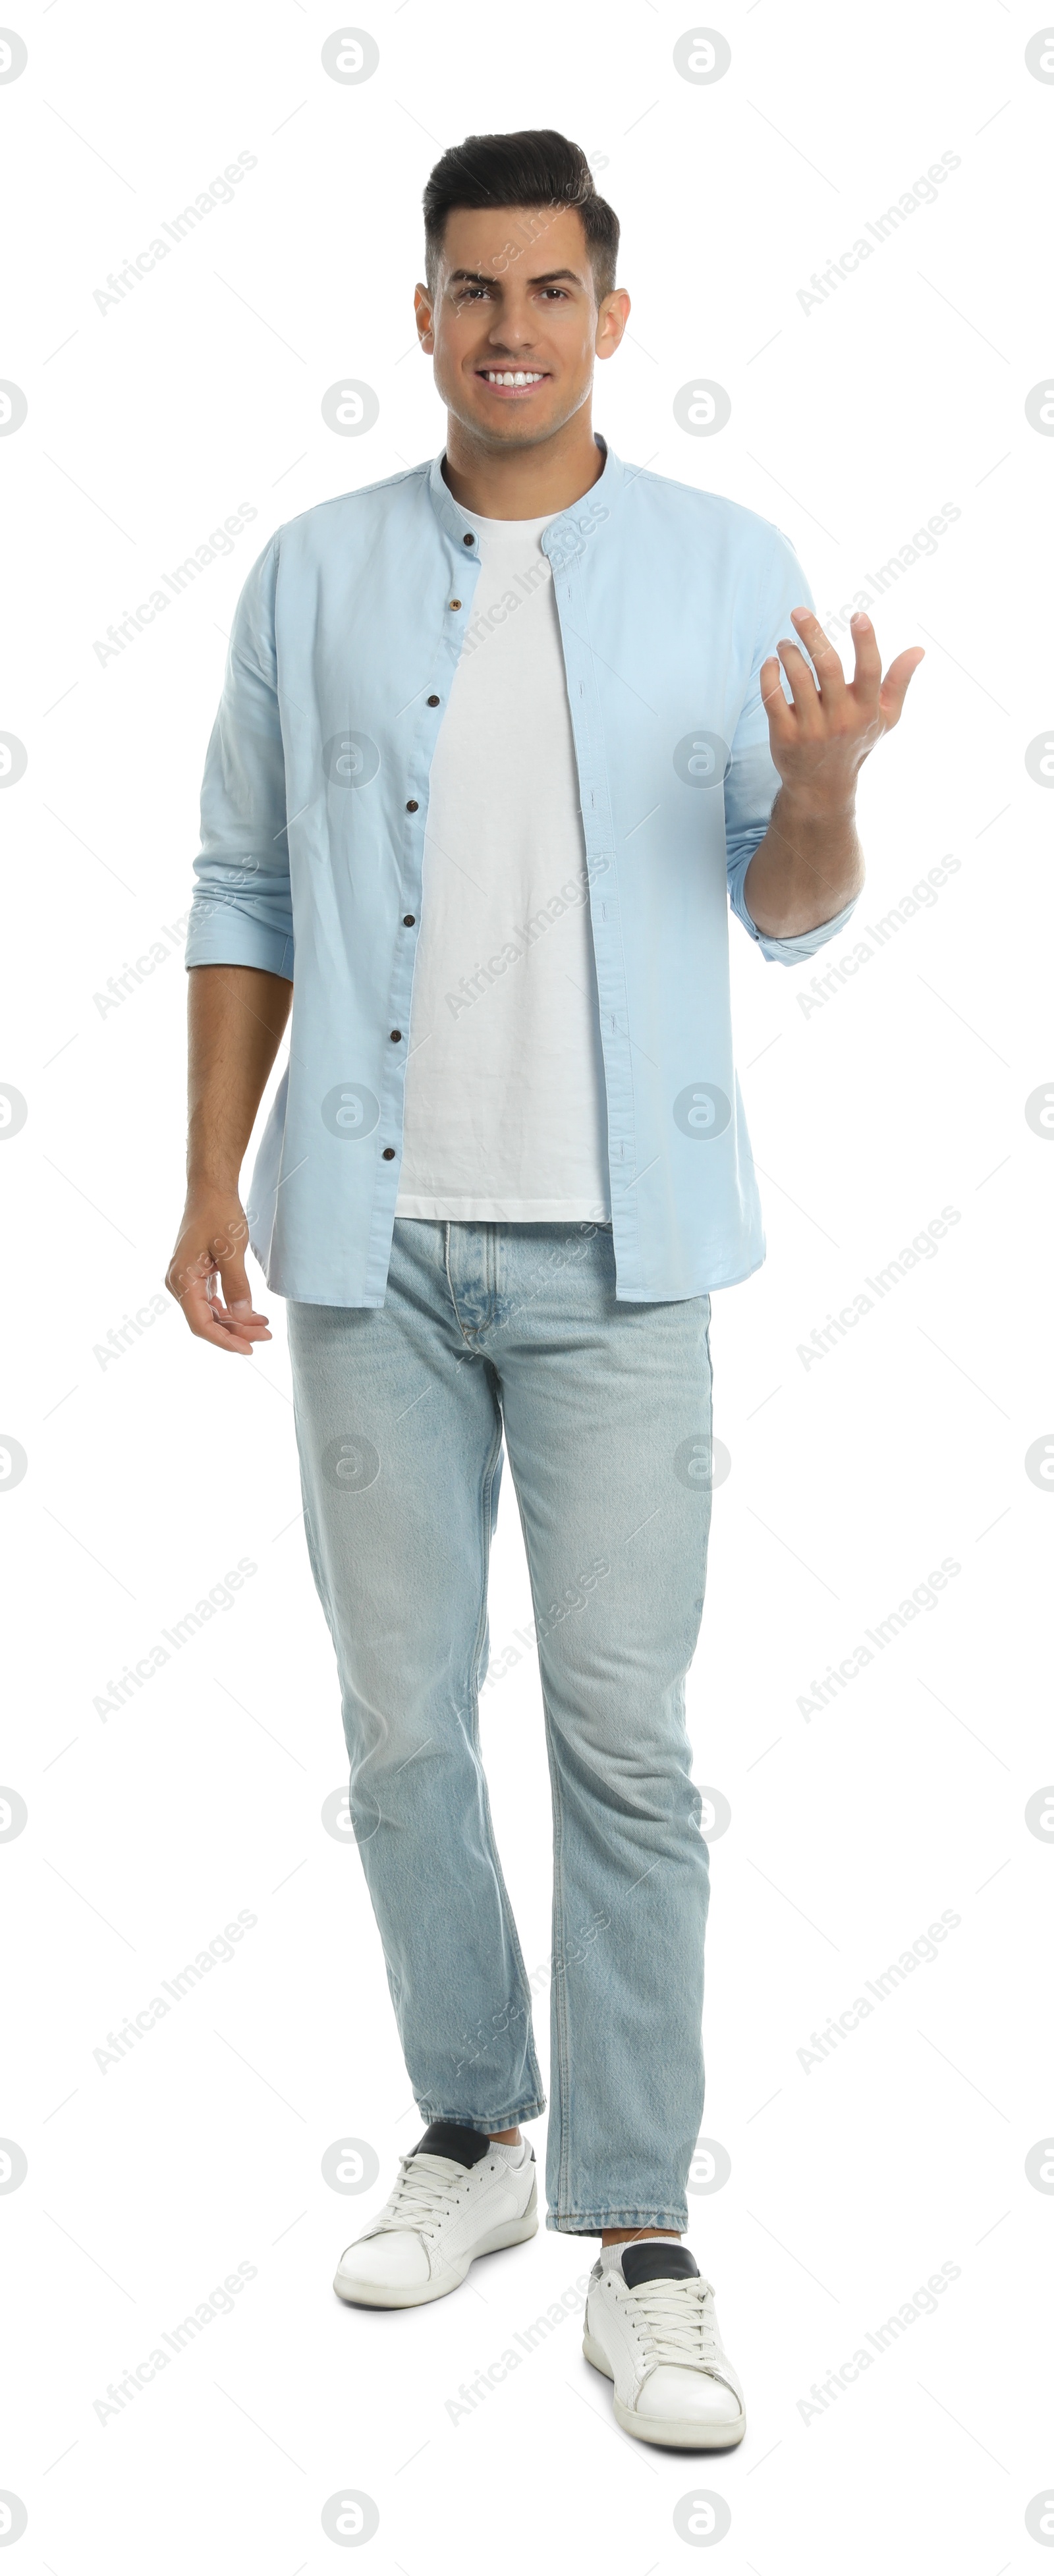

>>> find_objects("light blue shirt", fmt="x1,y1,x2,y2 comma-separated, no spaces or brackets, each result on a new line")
186,439,856,1305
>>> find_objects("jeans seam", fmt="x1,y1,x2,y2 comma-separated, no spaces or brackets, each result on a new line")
547,2207,690,2233
466,1402,545,2116
443,1220,478,1354
416,2098,545,2130
547,1722,573,2221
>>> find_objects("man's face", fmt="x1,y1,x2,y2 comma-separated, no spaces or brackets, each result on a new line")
414,202,629,451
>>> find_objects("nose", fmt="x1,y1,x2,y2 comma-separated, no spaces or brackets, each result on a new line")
484,310,540,356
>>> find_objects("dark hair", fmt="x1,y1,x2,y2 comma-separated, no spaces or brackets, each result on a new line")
422,129,619,301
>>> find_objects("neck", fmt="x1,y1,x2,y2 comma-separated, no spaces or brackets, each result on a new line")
441,406,604,520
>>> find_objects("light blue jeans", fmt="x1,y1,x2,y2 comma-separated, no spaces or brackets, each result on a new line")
287,1219,715,2234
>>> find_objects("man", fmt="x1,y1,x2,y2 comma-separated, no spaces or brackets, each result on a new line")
167,128,922,2450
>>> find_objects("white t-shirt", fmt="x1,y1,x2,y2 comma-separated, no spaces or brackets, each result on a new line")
395,505,611,1222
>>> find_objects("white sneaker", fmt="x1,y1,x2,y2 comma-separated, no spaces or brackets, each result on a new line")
333,2121,538,2309
584,2241,746,2448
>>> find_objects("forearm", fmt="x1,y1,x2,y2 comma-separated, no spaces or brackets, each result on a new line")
743,788,865,939
186,964,292,1188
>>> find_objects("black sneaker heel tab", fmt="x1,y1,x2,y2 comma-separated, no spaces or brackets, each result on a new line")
620,2241,700,2289
412,2121,493,2167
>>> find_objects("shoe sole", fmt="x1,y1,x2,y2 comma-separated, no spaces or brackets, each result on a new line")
582,2327,746,2450
333,2176,539,2309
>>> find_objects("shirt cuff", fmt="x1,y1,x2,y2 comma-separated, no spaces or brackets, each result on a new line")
747,892,860,965
184,905,294,980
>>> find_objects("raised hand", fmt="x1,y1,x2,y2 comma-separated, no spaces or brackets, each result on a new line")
760,607,924,813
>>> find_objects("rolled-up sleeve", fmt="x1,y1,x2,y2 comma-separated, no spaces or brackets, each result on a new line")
185,534,294,980
725,524,858,966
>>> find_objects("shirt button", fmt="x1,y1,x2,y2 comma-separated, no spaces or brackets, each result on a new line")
406,799,418,811
402,914,416,927
382,1147,395,1160
427,694,440,707
389,1029,402,1042
462,534,475,546
448,599,462,611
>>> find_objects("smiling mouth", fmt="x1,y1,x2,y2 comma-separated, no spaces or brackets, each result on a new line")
476,368,548,390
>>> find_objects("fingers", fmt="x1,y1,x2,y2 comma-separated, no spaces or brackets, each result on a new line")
877,644,926,727
167,1255,267,1353
217,1236,252,1311
165,1211,271,1355
845,609,882,696
761,599,924,782
789,606,850,705
759,656,801,757
772,609,841,727
773,634,819,726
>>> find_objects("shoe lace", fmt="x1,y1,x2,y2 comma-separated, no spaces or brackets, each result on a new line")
622,2274,721,2369
371,2152,476,2241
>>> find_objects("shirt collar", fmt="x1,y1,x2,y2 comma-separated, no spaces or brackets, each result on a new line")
426,435,623,555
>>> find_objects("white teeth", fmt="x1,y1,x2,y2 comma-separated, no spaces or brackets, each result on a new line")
484,370,543,385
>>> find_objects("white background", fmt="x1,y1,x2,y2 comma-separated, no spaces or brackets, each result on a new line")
1,2,1050,2569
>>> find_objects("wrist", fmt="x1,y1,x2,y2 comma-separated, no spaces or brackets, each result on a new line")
773,782,857,828
185,1170,243,1201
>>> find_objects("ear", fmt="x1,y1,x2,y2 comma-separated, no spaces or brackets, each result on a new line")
596,286,630,360
413,283,435,352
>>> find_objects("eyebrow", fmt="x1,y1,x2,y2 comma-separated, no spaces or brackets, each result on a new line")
446,266,585,290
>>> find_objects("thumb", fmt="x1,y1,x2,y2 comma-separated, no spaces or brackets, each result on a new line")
214,1222,252,1313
